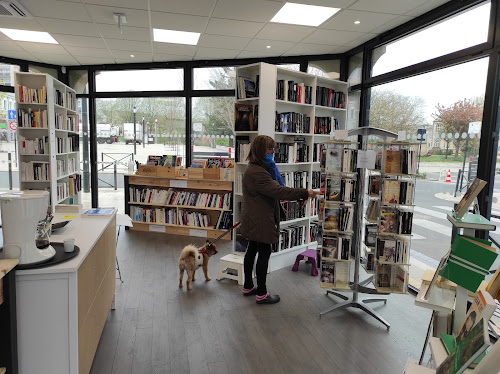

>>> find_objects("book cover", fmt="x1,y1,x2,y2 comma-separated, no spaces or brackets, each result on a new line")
455,290,496,344
454,178,487,219
369,175,381,196
324,208,340,230
439,235,497,292
322,236,338,259
380,239,396,262
222,158,235,168
190,158,205,168
234,104,254,131
376,264,391,288
205,158,222,169
320,262,335,288
326,177,341,201
436,319,489,374
325,146,342,172
82,208,115,216
383,180,401,204
385,150,401,174
380,207,398,233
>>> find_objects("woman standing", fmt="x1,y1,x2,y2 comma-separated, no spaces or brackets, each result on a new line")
240,135,318,304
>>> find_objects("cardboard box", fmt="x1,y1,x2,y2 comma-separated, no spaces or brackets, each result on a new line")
137,164,157,176
219,168,234,181
187,168,203,179
157,166,179,178
203,168,219,180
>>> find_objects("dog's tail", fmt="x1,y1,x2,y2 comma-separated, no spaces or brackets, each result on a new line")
187,251,196,258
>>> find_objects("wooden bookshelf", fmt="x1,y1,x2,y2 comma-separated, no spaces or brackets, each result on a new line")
15,72,80,213
124,175,233,239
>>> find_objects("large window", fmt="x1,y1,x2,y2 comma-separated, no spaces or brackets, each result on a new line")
348,52,363,86
368,57,489,288
29,65,58,79
69,70,89,94
307,60,340,79
372,2,490,77
193,67,235,90
96,69,183,92
0,63,19,87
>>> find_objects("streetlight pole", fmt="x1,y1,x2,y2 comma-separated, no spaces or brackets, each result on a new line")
133,106,137,155
142,116,145,149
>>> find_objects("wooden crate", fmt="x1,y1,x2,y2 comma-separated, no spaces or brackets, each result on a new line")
187,168,204,179
178,168,189,178
157,166,179,178
137,165,157,176
203,168,219,180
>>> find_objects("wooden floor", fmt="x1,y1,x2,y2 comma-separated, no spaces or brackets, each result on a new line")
90,230,433,374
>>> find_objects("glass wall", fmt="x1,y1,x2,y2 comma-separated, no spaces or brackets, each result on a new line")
69,70,89,94
368,57,489,288
193,67,235,90
29,65,58,79
95,69,183,92
77,98,91,209
372,2,490,77
348,52,363,86
307,60,340,79
191,96,236,161
96,97,186,212
0,63,20,87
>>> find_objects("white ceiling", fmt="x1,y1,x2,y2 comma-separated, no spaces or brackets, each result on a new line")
0,0,450,66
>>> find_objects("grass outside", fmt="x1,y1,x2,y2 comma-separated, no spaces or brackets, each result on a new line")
419,155,465,163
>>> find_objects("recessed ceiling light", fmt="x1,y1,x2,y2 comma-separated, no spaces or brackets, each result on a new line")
266,45,271,49
130,54,135,57
153,28,200,45
271,3,340,27
0,28,58,44
354,20,361,24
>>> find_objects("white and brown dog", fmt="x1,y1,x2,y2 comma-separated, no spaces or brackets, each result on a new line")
178,241,217,291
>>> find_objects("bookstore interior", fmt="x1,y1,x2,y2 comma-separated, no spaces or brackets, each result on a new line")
2,0,500,373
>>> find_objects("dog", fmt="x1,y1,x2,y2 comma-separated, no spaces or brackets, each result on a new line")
178,240,217,291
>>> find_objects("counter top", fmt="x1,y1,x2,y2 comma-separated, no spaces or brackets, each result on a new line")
0,259,19,279
15,210,116,276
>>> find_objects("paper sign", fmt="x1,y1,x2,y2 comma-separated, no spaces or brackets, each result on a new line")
170,180,187,188
398,131,406,141
63,215,76,220
149,225,166,233
357,150,376,169
334,130,348,140
190,229,208,238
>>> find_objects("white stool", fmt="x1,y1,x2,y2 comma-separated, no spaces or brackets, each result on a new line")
216,254,245,285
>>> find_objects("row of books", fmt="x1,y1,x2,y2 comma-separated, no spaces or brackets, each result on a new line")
129,187,231,210
379,149,418,175
19,135,49,155
56,157,78,177
376,237,409,263
322,147,358,173
275,140,309,163
324,206,353,232
325,177,357,202
213,211,232,230
234,103,258,131
310,196,320,217
382,180,414,205
237,75,258,99
56,181,68,201
320,261,349,288
271,225,306,253
18,108,48,128
316,86,345,108
21,161,49,181
56,135,79,153
275,111,311,133
280,200,306,222
56,114,78,132
280,170,309,189
178,209,210,228
276,80,313,104
130,206,177,224
18,84,47,104
310,221,320,243
313,143,325,163
380,207,413,235
68,174,81,197
375,264,407,292
147,155,182,167
314,116,340,135
312,170,321,189
322,235,351,261
203,157,235,169
54,89,75,110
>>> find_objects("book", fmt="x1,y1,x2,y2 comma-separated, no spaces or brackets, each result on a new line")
82,208,115,216
385,150,401,174
376,264,391,288
325,145,342,172
326,177,341,201
320,262,335,288
234,103,254,131
369,175,381,196
380,207,398,233
322,236,338,259
439,235,497,292
455,289,496,344
454,178,487,219
383,180,401,204
324,208,340,230
436,318,489,374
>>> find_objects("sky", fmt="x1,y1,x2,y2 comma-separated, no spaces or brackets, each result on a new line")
95,2,491,125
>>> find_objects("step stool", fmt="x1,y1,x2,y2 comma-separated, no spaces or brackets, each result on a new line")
216,254,245,285
292,248,318,276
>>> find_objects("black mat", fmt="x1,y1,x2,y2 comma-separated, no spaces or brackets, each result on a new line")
15,242,80,270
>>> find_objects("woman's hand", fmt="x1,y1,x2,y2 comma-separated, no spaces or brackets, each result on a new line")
307,189,321,198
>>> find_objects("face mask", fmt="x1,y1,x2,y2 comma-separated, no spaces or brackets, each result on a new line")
266,153,274,161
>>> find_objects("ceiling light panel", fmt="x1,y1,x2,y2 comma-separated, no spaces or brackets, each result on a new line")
0,28,58,44
153,28,200,45
271,3,340,27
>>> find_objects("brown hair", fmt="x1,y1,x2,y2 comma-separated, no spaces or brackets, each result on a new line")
247,135,276,163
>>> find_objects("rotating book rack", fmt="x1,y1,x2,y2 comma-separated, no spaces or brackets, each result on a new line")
319,127,400,330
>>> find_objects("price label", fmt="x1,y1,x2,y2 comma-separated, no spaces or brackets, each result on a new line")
190,229,208,238
170,180,187,188
398,131,406,141
357,150,375,169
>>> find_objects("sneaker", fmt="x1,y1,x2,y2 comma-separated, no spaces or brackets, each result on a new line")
256,292,280,304
242,287,257,296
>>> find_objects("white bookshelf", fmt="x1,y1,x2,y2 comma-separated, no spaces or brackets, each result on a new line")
234,62,348,271
15,72,81,213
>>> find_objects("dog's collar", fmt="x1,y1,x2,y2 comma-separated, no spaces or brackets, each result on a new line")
198,248,208,254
